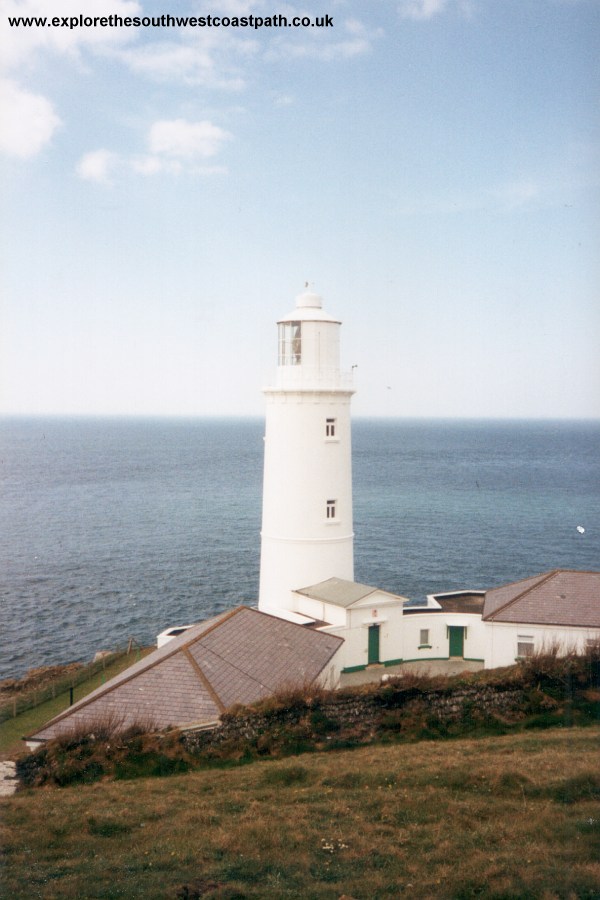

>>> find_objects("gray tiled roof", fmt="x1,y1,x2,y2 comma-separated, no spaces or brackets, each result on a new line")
483,570,600,627
28,607,343,742
483,572,551,617
295,577,380,607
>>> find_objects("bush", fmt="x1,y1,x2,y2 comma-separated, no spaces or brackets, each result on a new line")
17,719,192,787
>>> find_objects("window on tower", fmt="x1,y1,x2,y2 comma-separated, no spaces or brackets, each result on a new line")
278,322,302,365
326,499,336,519
325,418,336,438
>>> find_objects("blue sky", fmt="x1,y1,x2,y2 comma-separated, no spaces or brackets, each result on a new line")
1,0,598,418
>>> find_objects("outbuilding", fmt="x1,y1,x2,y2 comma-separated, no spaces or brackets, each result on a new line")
25,606,343,746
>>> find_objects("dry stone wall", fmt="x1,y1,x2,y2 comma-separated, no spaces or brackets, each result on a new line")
184,683,525,755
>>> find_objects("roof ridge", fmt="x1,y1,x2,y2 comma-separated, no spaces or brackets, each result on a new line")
196,642,276,697
181,604,245,646
195,608,288,695
247,606,345,643
485,570,559,621
183,647,226,714
193,607,343,700
26,606,246,737
551,569,600,575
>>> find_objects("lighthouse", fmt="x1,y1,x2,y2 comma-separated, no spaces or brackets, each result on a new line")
258,286,355,615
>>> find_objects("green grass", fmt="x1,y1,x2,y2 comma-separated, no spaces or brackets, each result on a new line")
1,726,599,899
0,650,152,755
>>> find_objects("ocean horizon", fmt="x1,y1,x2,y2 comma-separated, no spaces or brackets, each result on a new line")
2,415,598,681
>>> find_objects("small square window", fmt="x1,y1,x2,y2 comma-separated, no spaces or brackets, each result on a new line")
325,418,336,438
517,636,534,658
419,629,430,647
326,499,336,519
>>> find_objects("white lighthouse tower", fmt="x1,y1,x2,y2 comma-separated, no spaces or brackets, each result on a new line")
258,286,355,615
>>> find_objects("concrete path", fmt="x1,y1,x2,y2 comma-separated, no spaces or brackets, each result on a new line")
0,761,18,797
340,658,484,688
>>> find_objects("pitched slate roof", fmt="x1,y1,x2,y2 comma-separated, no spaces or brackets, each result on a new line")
27,607,344,742
483,570,600,627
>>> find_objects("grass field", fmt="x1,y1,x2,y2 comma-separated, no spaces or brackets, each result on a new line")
1,726,599,899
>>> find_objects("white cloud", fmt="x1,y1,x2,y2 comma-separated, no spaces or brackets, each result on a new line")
0,0,141,71
116,40,244,90
76,148,118,182
0,78,60,157
267,17,380,62
77,118,231,182
399,0,448,19
274,93,294,107
208,0,262,14
148,119,231,160
114,31,256,89
0,0,141,164
131,154,172,176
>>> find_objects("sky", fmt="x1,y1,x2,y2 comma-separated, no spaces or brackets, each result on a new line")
0,0,598,419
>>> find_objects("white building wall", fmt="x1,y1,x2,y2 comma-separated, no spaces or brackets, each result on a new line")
316,651,344,690
348,604,405,666
317,612,600,677
401,613,487,663
317,602,405,671
294,593,348,626
485,622,600,668
401,614,600,668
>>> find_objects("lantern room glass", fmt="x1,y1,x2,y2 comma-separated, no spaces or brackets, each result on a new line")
278,321,302,365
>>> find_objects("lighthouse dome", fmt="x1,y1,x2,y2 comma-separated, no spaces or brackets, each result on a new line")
295,288,322,309
278,285,340,324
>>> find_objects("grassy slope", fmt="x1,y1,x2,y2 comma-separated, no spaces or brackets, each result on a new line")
1,726,599,899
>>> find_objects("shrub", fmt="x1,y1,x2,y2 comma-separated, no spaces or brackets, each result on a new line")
519,641,600,690
17,718,191,787
249,680,330,718
50,710,159,748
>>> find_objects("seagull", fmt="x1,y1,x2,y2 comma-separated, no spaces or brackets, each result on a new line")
576,525,585,534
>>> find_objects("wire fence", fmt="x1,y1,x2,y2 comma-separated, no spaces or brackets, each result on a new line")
0,643,143,723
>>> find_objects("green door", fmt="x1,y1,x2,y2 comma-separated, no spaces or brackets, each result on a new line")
368,625,380,664
448,626,464,658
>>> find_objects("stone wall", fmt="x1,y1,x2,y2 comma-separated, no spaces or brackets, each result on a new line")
184,682,525,755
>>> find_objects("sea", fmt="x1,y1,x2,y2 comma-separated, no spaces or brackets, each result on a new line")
1,417,599,681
